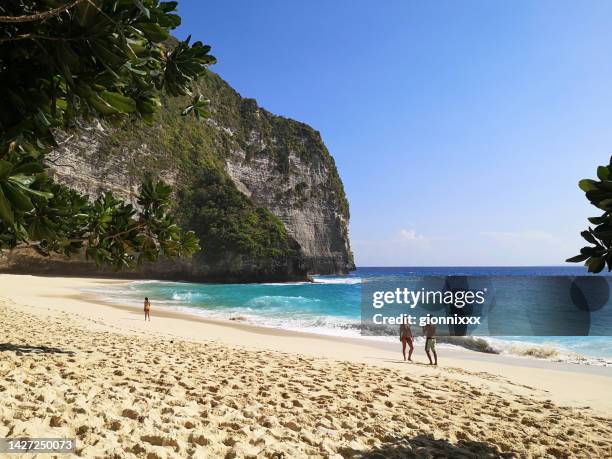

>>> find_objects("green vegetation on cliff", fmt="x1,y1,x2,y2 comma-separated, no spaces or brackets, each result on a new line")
93,71,350,267
178,162,295,260
195,73,350,219
99,116,297,264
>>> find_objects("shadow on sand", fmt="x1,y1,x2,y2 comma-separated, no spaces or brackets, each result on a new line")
0,343,75,356
343,434,511,458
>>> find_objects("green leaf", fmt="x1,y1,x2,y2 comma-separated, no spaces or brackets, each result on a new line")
88,94,121,116
579,179,598,192
159,1,179,13
135,23,170,42
0,160,14,180
124,61,148,76
180,230,200,256
566,253,589,263
136,96,161,115
91,41,126,68
593,230,612,240
159,13,181,28
3,183,34,211
587,256,606,273
181,94,211,120
100,91,137,114
10,180,54,200
13,222,29,241
581,246,603,256
20,187,54,200
597,166,610,180
0,186,14,225
134,0,150,18
34,109,51,128
588,216,607,225
581,230,597,244
8,174,36,187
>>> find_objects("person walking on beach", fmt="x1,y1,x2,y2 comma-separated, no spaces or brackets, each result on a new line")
399,322,414,362
422,316,437,365
144,297,151,321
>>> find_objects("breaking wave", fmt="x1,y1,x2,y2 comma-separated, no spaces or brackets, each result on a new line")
312,277,361,285
246,295,321,309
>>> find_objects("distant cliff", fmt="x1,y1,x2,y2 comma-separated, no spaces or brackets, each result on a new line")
0,72,354,282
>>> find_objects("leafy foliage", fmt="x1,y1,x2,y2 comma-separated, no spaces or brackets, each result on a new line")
0,0,215,266
567,156,612,273
1,176,200,269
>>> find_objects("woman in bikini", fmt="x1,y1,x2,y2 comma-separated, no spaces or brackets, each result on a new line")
144,297,151,321
399,322,414,361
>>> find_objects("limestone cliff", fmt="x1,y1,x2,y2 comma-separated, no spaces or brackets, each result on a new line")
1,72,354,282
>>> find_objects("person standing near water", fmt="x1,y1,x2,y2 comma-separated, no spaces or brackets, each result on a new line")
144,297,151,321
399,322,414,361
422,316,437,365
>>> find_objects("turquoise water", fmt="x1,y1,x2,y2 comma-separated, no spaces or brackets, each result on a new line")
94,275,362,335
87,267,612,366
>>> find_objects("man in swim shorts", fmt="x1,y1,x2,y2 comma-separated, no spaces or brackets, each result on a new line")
422,317,437,365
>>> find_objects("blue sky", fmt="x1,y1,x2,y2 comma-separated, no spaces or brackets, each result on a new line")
176,1,612,266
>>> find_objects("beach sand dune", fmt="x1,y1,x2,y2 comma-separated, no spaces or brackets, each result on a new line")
1,297,611,458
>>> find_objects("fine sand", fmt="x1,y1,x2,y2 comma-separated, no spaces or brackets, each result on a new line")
1,274,611,458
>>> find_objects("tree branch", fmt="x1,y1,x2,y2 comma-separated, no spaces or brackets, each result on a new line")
0,33,68,44
0,0,86,23
107,223,147,241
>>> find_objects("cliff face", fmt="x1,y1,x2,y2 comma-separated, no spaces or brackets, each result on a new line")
1,72,354,282
221,104,353,276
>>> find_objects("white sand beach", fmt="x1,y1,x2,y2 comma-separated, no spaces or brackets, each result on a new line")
1,274,611,458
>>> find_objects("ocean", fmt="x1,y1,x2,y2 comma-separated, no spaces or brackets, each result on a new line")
84,266,612,367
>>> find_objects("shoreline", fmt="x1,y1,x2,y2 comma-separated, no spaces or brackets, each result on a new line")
84,277,612,370
2,274,612,413
86,290,612,376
